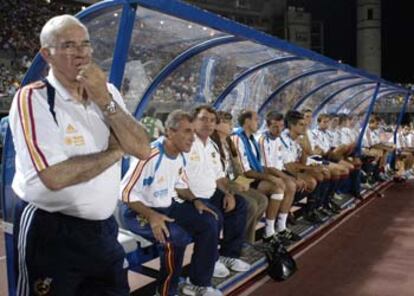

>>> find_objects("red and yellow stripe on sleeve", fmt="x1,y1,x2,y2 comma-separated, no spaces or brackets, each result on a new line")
121,148,160,203
17,82,49,172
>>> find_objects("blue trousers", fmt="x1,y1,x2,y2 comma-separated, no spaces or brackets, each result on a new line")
122,201,220,296
204,189,248,259
13,200,129,296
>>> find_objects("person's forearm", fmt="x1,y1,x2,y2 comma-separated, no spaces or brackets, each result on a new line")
216,177,232,194
244,170,271,182
175,188,198,202
264,166,284,178
39,149,122,191
106,106,150,159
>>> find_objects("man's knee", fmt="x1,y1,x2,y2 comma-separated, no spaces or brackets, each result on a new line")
307,178,317,192
234,194,248,215
285,179,297,194
168,225,192,247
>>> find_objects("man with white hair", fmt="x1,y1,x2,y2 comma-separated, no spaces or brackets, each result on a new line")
9,15,150,295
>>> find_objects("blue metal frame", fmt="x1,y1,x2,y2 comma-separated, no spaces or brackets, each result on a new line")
257,68,337,114
355,83,381,156
213,56,306,109
133,35,241,118
393,92,411,144
293,75,361,110
334,85,393,113
312,81,374,118
349,90,406,114
109,2,138,88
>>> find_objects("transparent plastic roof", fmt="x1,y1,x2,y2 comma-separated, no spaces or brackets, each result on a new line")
21,0,412,121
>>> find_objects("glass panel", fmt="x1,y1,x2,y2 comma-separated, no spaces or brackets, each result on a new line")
374,92,407,113
337,88,376,114
259,68,339,116
219,60,322,117
299,77,363,113
323,84,376,114
85,6,123,70
140,39,289,119
122,6,225,112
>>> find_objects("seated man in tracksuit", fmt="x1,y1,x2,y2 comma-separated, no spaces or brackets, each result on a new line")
395,125,414,178
121,110,222,296
362,115,395,182
259,111,317,220
231,110,301,244
310,114,361,200
280,111,334,222
177,105,250,279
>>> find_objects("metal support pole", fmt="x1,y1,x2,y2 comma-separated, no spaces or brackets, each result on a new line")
393,92,411,145
109,2,138,88
355,82,381,157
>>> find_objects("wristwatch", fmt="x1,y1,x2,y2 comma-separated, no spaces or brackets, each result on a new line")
104,99,117,116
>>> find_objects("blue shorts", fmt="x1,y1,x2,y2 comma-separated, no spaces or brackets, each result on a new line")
13,200,129,296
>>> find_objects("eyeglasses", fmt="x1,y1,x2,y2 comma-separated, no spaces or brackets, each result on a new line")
50,41,93,54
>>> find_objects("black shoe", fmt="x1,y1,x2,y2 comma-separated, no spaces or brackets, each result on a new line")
262,234,280,246
315,208,328,219
278,229,302,243
321,207,335,217
352,192,363,200
287,212,298,225
326,201,341,214
304,210,324,224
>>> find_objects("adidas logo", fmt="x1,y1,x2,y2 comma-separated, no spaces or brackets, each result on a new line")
66,124,77,134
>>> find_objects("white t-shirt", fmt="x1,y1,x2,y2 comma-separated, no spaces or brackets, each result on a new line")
362,127,381,148
9,70,127,220
121,140,187,208
339,127,355,145
258,132,284,170
309,128,331,153
279,129,302,165
176,136,224,199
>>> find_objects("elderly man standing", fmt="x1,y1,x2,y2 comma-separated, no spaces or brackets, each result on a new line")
9,15,150,295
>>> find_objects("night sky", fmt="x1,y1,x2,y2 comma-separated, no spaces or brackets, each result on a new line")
305,0,414,84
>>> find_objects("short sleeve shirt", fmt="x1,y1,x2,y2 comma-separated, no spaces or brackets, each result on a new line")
121,141,187,208
362,127,381,148
279,129,302,165
309,128,331,153
175,136,224,199
9,70,128,220
258,132,284,170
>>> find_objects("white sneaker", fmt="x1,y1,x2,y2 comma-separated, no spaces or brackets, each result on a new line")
182,279,223,296
333,193,344,201
361,182,372,189
213,260,230,278
219,256,251,272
